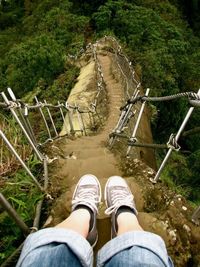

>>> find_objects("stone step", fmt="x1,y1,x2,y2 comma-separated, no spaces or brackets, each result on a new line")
65,148,114,160
56,156,121,187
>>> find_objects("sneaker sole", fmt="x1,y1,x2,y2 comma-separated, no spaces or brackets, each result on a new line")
91,232,98,248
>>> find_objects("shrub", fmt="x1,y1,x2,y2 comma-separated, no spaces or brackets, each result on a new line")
4,34,65,97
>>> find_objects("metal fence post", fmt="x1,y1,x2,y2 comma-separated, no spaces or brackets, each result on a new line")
67,109,75,135
0,130,43,191
75,104,84,135
118,90,140,133
33,199,43,229
23,113,38,145
7,88,37,145
151,90,200,183
127,88,150,155
58,101,69,135
0,193,30,235
79,111,87,135
44,100,58,136
34,96,52,140
1,92,43,162
109,91,139,147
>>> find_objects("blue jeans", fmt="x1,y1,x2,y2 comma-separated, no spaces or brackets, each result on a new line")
16,228,173,267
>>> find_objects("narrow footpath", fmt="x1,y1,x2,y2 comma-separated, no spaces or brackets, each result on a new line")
45,42,200,266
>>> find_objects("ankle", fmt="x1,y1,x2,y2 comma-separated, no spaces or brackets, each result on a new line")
117,212,143,236
74,205,94,232
56,209,91,237
116,205,137,219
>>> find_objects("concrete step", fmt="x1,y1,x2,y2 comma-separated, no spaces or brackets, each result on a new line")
56,155,121,187
65,148,114,160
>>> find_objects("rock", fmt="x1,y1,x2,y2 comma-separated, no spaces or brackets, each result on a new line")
168,229,177,245
43,215,53,227
162,221,168,231
183,224,191,236
175,194,182,200
147,170,154,175
182,206,187,211
48,157,58,163
133,159,140,164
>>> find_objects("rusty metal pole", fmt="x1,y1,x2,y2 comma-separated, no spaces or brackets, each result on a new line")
58,101,69,135
0,193,30,235
0,130,43,191
7,88,37,145
44,100,58,137
34,96,52,140
151,88,200,183
127,88,150,156
66,105,75,135
1,92,43,161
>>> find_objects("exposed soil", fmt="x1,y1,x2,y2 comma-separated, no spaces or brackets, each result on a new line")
45,40,200,267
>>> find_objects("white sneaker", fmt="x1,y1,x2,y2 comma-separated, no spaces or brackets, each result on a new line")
104,176,137,238
72,174,101,247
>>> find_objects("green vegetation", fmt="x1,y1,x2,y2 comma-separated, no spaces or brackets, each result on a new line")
92,0,200,202
4,34,65,96
0,0,200,263
0,156,43,263
0,114,43,264
0,0,88,98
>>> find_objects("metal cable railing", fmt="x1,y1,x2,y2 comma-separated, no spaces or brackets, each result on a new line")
0,36,199,267
103,36,200,226
0,38,109,265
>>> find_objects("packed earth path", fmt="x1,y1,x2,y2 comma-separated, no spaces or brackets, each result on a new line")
44,40,200,267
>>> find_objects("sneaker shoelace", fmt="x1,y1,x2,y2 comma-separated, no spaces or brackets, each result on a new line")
105,188,134,215
72,187,99,213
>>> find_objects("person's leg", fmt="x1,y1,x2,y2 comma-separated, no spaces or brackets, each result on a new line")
104,175,139,238
17,174,101,267
117,212,143,235
97,176,173,267
56,208,90,238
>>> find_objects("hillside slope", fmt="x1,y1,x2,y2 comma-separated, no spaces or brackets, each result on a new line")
45,39,200,267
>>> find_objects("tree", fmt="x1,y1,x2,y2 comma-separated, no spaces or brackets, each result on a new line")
5,34,65,97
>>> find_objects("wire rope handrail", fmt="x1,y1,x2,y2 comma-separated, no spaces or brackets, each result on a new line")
0,37,109,261
0,36,199,267
101,37,200,226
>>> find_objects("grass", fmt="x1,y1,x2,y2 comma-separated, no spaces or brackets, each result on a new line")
0,36,80,265
0,112,44,264
159,151,200,204
0,113,32,177
0,156,44,265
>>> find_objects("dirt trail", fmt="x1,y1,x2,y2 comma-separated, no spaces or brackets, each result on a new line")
46,44,200,266
53,54,123,185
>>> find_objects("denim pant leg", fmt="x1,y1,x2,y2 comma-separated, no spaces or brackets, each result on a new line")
16,228,93,267
97,231,174,267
